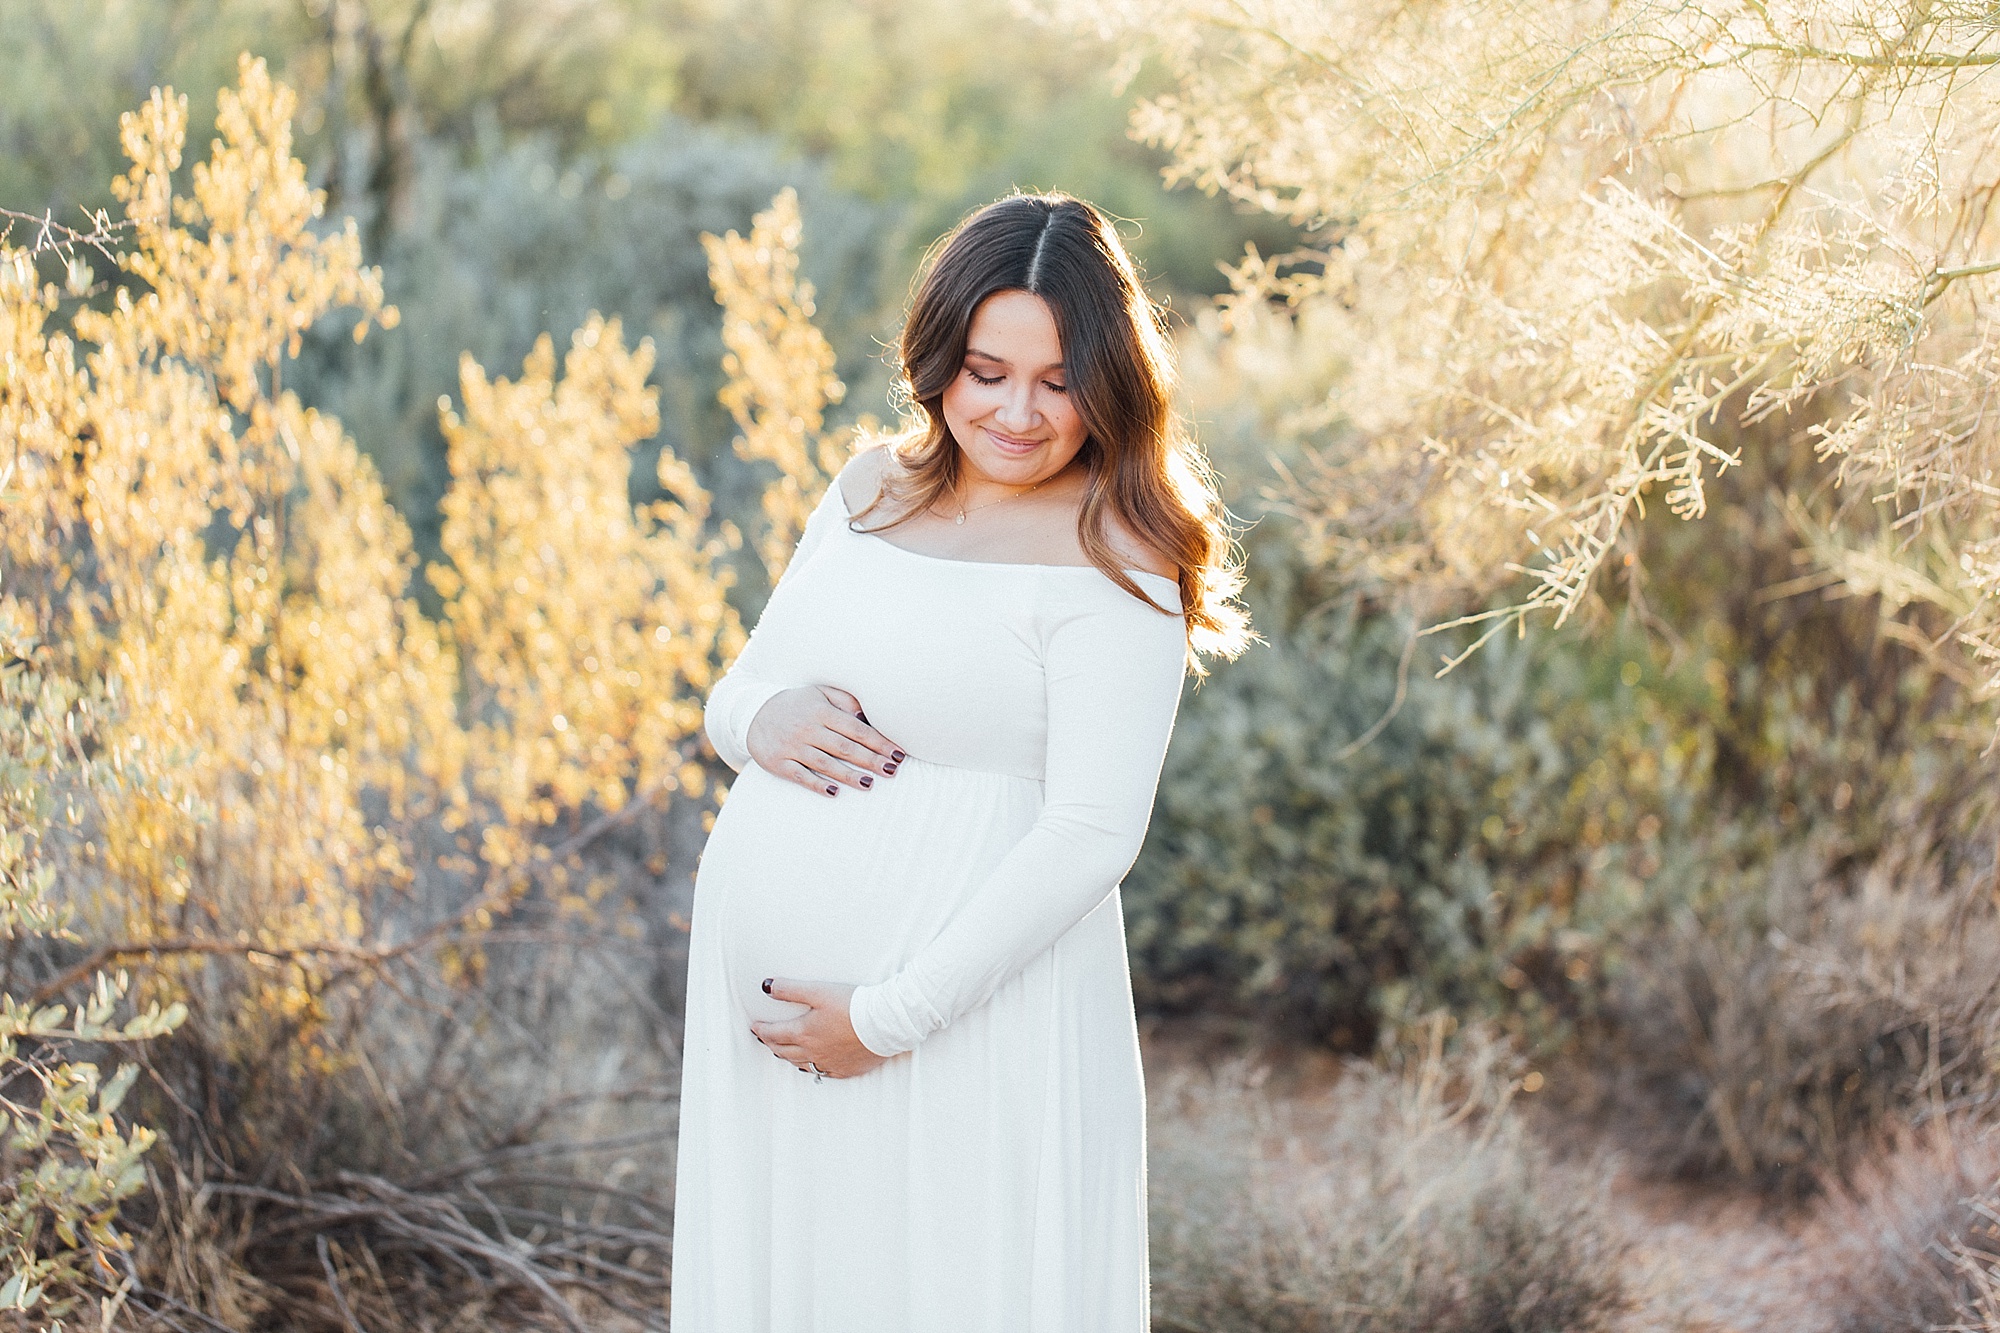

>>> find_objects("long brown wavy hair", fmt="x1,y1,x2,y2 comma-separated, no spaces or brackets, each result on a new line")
851,191,1252,672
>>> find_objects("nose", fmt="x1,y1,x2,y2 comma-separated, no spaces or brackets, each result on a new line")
993,381,1038,433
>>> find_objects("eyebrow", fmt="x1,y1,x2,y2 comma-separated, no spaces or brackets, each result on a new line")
965,346,1065,374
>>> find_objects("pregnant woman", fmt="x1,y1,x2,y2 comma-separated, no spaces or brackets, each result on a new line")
669,192,1249,1330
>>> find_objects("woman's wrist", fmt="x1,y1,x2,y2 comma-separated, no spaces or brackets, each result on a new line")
709,673,790,772
846,983,910,1058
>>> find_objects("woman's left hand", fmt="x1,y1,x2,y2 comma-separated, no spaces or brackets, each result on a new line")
750,979,889,1080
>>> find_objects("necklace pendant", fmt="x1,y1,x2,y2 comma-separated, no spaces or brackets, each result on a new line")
955,511,966,525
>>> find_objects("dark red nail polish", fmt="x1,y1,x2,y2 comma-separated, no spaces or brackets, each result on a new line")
891,749,906,763
761,978,773,994
824,784,837,796
884,762,899,776
859,774,874,789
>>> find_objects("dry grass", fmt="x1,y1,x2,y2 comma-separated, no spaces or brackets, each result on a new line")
1147,1021,1629,1333
42,805,705,1333
1589,837,2000,1197
1808,1123,2000,1333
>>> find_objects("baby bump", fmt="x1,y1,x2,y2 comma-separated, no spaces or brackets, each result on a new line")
696,758,1042,1024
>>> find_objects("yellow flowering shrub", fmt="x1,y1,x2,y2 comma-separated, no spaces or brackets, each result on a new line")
2,57,426,1049
432,316,738,870
0,53,741,1312
704,187,856,582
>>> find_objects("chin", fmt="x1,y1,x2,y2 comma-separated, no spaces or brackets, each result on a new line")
962,434,1066,482
971,451,1046,483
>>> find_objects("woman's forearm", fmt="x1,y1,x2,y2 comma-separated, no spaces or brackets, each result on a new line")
848,585,1187,1056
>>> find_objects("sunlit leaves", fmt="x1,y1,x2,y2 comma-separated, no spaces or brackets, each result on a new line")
433,315,739,856
703,187,855,583
0,617,182,1316
1066,0,2000,698
0,51,745,1312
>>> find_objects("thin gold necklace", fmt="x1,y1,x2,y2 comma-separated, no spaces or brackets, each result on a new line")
947,473,1054,525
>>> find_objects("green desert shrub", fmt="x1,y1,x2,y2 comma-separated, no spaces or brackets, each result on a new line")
1128,528,1710,1049
0,615,184,1324
1129,507,1994,1061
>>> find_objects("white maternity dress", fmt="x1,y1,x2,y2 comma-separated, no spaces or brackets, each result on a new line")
669,476,1187,1332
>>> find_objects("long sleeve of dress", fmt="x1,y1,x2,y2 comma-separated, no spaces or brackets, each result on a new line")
846,581,1188,1057
702,484,845,773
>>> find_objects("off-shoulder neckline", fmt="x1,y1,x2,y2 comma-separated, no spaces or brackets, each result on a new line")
829,481,1182,593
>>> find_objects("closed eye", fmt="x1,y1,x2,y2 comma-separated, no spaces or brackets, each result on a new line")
964,366,1067,394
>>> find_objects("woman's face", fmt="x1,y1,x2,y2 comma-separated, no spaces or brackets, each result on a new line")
940,289,1088,487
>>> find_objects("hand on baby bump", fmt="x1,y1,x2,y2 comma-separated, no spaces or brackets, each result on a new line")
743,686,899,1076
751,978,888,1080
746,684,906,797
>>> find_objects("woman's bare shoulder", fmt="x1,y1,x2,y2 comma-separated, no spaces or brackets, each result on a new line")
1101,508,1179,580
835,442,896,513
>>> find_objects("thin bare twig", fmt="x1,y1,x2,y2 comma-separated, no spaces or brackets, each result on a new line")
1329,620,1420,762
208,1178,594,1333
317,1233,370,1333
0,205,130,264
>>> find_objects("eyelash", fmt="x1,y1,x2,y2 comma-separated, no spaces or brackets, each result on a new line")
965,368,1067,394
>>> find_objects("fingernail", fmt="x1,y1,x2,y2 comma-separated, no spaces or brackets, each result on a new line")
883,762,899,776
761,978,773,994
891,749,906,763
859,774,874,789
824,784,838,796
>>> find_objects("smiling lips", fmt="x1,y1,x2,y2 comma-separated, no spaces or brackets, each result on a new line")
983,427,1046,455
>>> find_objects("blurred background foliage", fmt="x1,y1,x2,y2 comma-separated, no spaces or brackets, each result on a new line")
5,1,2000,1328
0,0,1293,579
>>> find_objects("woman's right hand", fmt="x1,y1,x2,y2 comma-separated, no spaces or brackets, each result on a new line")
746,685,906,797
